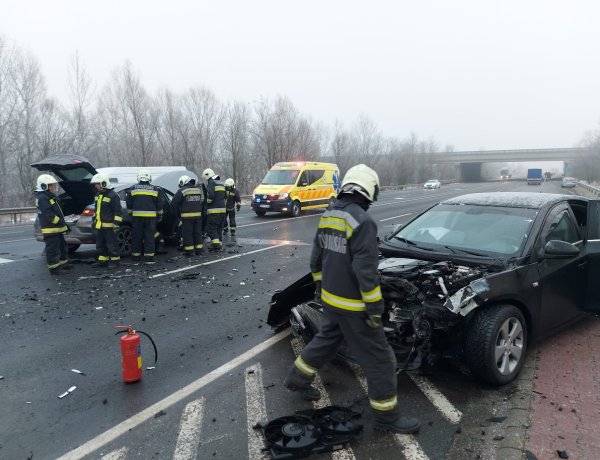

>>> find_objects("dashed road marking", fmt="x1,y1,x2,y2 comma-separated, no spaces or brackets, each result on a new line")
100,447,128,459
173,398,205,460
408,374,462,424
379,213,412,222
0,257,14,264
245,363,270,460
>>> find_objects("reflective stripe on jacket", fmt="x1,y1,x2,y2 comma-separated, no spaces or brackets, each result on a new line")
36,191,68,235
172,184,205,219
309,196,383,316
206,178,226,214
94,188,123,229
125,182,164,218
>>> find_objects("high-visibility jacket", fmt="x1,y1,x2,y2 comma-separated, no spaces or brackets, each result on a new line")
206,177,226,215
94,188,123,229
172,184,205,219
125,182,164,219
310,195,383,316
225,187,241,211
36,191,68,236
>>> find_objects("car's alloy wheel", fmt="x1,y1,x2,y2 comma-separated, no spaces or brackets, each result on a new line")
291,201,301,217
116,225,133,257
464,305,527,385
255,209,267,216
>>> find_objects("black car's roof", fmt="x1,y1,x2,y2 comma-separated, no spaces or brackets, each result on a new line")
441,192,584,209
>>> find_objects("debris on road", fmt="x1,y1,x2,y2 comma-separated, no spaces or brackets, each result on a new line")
71,369,86,376
58,386,77,399
557,450,569,459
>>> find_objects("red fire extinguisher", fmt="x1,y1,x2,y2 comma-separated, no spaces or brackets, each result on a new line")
115,325,158,383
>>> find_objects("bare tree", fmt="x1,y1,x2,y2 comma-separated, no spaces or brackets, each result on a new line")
67,51,94,155
222,100,251,191
0,36,19,205
156,87,184,166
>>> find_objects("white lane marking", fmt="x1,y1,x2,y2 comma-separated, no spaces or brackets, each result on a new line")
0,237,36,244
394,197,406,200
245,363,270,460
291,337,356,460
100,447,128,459
0,257,14,264
150,243,290,278
379,213,412,222
56,329,292,460
238,213,320,228
348,363,429,460
173,398,205,460
408,374,462,424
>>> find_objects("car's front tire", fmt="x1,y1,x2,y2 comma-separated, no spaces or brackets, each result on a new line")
290,200,301,217
254,209,267,216
115,225,133,257
464,305,527,385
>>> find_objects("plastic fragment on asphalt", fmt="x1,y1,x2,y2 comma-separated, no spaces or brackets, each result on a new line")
146,366,156,370
95,307,103,310
557,450,569,459
58,386,77,399
71,369,86,375
240,282,245,285
0,375,3,380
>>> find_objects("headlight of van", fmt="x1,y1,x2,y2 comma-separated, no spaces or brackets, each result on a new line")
279,193,289,199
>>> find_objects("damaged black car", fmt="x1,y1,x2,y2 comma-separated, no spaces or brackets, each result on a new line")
268,192,600,385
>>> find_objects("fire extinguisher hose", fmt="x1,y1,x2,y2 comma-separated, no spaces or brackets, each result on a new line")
114,327,158,364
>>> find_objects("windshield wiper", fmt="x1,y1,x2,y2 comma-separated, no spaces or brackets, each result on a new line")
444,246,488,257
393,236,434,251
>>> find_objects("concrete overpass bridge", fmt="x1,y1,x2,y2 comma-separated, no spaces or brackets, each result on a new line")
430,147,589,181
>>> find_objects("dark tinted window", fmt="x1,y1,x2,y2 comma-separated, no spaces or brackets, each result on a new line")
309,170,325,184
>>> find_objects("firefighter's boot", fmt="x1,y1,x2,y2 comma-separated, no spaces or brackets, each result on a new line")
374,415,421,434
284,368,321,401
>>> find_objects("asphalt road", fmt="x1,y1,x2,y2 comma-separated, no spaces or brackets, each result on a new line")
0,181,575,460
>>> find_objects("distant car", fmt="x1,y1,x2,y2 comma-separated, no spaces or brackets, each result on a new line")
423,179,441,189
562,177,577,188
269,192,600,385
31,154,188,255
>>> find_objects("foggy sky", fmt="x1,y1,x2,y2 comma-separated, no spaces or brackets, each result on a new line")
2,0,599,151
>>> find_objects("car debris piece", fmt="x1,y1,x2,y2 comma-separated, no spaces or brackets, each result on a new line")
71,369,86,375
255,405,362,460
146,366,156,370
58,386,77,399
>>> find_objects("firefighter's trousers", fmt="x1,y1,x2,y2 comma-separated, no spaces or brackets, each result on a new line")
223,209,237,234
181,217,203,253
290,308,400,422
132,217,157,257
44,233,68,271
96,227,120,261
206,211,225,248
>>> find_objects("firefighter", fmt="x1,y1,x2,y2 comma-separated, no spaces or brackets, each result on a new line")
223,178,241,237
125,169,164,263
35,174,74,274
284,164,420,434
202,168,226,250
172,175,205,256
90,173,123,267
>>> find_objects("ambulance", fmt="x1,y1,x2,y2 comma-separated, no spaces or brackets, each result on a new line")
251,162,340,217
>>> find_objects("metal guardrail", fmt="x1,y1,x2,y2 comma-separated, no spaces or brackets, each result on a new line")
576,182,600,197
0,207,37,225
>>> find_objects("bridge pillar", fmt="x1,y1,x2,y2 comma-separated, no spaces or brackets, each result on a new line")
460,162,483,182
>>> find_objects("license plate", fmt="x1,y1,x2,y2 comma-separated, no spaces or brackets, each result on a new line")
259,204,270,208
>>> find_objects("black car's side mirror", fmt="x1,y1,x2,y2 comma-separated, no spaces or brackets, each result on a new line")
542,240,580,259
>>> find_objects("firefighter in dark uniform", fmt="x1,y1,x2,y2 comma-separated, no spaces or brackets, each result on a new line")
172,175,205,256
90,173,123,267
284,164,420,434
125,169,164,263
35,174,74,274
223,178,241,237
202,168,226,250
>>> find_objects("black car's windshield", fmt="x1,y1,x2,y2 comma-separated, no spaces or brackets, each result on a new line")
261,169,300,185
392,203,537,256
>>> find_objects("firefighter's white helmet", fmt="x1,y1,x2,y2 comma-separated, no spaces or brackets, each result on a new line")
340,164,380,202
202,168,215,179
91,173,110,188
35,174,58,192
178,175,192,187
137,169,152,182
224,178,235,187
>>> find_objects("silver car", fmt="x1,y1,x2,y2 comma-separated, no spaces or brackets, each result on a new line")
561,177,577,188
423,179,441,189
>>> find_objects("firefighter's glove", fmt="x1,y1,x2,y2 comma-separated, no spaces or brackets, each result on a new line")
366,314,382,329
314,281,322,303
236,204,241,212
